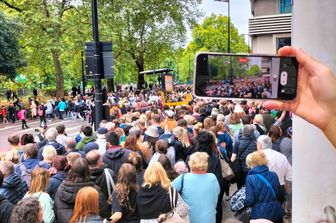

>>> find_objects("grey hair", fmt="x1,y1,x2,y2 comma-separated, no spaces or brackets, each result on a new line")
257,135,273,150
0,161,14,176
65,137,77,150
105,122,115,131
129,127,141,138
216,114,225,123
45,127,58,141
242,124,255,137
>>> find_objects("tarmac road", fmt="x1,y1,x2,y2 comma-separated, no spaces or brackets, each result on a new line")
0,118,89,153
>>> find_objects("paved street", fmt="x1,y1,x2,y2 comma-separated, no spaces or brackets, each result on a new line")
0,118,89,153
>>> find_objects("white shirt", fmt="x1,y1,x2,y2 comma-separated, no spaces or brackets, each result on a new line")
263,148,292,185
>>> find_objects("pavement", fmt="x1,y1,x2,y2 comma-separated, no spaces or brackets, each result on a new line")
0,118,89,153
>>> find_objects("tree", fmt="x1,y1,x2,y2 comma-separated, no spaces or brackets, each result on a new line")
246,64,262,76
102,0,202,88
177,14,249,81
0,12,24,78
1,0,90,98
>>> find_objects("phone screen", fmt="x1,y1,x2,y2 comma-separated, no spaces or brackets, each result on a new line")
194,53,299,100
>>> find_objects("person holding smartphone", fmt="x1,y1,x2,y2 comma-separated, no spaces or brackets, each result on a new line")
264,46,336,149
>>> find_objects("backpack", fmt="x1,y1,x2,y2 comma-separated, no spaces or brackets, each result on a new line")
159,133,177,166
19,162,44,187
38,109,43,116
17,110,25,120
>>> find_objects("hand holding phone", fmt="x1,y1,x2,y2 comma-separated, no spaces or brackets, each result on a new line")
263,46,336,148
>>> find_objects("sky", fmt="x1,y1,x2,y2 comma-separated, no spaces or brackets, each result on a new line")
188,0,252,44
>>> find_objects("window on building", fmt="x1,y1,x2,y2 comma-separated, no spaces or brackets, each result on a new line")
280,0,292,13
276,37,291,51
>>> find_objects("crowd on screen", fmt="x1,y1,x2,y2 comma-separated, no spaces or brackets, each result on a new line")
205,76,272,98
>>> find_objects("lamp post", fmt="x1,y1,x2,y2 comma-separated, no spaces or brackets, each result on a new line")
92,0,103,130
81,50,86,94
215,0,233,78
188,51,191,80
214,0,231,53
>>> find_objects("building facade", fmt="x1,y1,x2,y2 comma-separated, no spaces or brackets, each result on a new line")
249,0,292,54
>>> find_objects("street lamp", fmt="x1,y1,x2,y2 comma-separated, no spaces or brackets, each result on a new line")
92,0,103,130
214,0,231,53
214,0,233,78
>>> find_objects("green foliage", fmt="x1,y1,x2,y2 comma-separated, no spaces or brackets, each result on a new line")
1,0,202,91
177,14,249,82
0,12,25,78
1,1,250,90
246,64,262,76
100,0,202,86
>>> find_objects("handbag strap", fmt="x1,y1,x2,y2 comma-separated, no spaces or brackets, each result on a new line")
168,187,177,210
256,174,276,198
180,174,185,195
104,168,116,197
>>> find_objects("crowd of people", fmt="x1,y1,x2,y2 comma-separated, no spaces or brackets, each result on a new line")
205,76,272,99
0,89,293,223
0,95,94,129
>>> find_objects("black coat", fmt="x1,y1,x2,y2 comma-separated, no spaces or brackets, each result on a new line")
234,134,257,172
137,184,172,219
89,167,116,199
54,180,105,223
89,167,116,218
102,147,132,176
173,138,194,162
0,194,14,223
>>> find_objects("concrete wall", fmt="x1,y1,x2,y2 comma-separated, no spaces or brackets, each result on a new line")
292,0,336,222
253,0,279,16
251,35,274,54
252,33,291,54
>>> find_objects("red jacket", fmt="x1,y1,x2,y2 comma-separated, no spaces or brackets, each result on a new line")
1,108,6,116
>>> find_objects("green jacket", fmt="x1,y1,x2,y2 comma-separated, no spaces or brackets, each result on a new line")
76,136,94,150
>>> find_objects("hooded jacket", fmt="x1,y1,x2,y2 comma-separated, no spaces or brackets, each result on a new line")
245,165,284,221
89,167,116,199
46,171,67,200
0,172,28,204
102,147,132,176
0,194,14,223
137,184,172,219
89,167,116,218
54,180,96,223
76,136,95,150
15,158,50,176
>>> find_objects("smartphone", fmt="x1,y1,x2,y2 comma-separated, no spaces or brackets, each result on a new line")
193,52,299,100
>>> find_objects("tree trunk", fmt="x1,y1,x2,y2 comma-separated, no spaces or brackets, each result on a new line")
107,79,114,92
136,57,145,89
51,49,64,98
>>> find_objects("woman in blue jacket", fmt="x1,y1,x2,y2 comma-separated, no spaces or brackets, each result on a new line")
244,151,284,223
